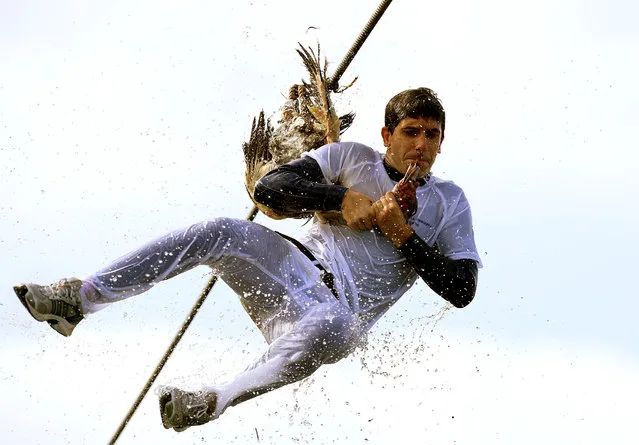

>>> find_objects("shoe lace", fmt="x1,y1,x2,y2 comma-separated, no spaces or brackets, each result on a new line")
47,279,82,319
182,393,213,423
49,279,80,305
49,299,79,319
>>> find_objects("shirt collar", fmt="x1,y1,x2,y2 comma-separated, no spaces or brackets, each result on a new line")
382,159,429,186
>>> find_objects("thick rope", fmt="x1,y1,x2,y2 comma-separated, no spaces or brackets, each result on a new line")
329,0,394,91
109,0,394,441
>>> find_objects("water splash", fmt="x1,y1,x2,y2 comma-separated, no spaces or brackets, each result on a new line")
354,303,452,380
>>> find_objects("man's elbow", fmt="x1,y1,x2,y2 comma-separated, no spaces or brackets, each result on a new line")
253,178,269,206
253,172,284,209
446,261,478,308
449,291,475,308
443,281,477,308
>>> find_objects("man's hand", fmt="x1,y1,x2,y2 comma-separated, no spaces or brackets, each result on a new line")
373,192,414,247
341,189,377,231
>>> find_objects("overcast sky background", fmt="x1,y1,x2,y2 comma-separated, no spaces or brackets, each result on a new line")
1,0,638,444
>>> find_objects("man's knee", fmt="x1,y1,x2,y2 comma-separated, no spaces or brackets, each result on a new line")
184,217,251,258
192,217,238,239
317,312,361,364
294,306,361,365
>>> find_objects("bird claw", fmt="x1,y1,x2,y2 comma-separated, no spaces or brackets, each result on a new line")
334,76,359,93
404,163,421,182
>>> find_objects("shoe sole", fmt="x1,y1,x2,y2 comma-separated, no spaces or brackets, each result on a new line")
13,285,76,337
159,387,187,432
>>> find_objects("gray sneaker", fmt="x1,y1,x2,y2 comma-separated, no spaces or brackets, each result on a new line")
13,278,84,337
159,387,216,432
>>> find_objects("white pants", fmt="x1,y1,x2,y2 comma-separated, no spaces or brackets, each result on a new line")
79,217,362,416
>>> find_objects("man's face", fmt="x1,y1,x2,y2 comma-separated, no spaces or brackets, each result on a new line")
382,116,443,176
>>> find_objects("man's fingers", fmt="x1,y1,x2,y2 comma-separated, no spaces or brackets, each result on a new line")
347,213,376,231
366,217,376,230
372,201,383,217
383,192,398,207
348,222,370,231
362,215,376,230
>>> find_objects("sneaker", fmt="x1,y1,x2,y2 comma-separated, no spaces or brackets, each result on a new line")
159,386,216,432
13,278,84,337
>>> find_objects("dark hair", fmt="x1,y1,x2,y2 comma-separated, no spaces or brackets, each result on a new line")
384,87,445,137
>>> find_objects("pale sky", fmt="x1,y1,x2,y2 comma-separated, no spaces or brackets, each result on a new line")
1,0,638,444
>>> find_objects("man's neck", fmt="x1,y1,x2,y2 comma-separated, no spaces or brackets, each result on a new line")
383,159,428,185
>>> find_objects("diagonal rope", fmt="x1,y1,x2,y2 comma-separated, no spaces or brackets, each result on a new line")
109,1,394,442
329,0,394,91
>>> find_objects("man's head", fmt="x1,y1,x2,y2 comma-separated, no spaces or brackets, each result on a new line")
382,88,446,176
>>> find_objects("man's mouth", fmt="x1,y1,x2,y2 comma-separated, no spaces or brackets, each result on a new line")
407,158,429,164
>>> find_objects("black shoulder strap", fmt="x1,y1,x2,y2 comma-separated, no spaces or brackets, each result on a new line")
276,231,322,266
275,231,339,298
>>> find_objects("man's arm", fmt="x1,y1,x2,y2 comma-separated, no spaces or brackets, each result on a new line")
254,157,347,213
399,233,478,308
373,192,478,308
254,157,377,230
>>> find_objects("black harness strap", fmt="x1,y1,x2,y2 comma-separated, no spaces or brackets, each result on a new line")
276,231,339,299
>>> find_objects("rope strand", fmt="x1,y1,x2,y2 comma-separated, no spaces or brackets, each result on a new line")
329,0,394,91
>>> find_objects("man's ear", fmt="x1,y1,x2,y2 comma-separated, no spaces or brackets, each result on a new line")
381,126,391,147
438,134,444,153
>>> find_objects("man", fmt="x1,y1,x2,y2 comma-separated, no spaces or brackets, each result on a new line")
13,87,481,432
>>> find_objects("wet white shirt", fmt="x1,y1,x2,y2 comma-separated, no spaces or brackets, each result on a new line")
302,142,481,329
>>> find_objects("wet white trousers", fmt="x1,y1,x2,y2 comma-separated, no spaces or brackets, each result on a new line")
80,217,361,417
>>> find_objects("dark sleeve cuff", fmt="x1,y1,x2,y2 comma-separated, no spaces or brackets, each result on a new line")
323,185,349,211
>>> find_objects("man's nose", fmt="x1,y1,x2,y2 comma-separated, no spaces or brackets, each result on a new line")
414,134,427,150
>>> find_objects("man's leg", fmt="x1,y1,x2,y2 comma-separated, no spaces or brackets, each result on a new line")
156,220,364,430
15,217,333,334
15,218,250,334
80,217,339,317
212,300,361,413
159,300,362,431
